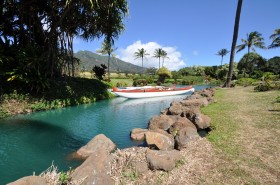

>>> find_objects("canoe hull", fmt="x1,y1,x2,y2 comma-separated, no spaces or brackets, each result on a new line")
112,87,195,99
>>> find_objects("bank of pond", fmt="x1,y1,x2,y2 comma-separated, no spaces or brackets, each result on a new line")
0,85,210,184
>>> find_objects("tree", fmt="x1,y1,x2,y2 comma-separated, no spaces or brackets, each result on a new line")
267,56,280,75
224,0,243,87
157,67,172,84
268,28,280,50
96,40,116,80
216,49,229,66
237,53,267,77
134,48,149,74
161,50,169,67
92,64,107,80
153,48,164,69
236,31,266,63
145,67,157,75
0,0,128,91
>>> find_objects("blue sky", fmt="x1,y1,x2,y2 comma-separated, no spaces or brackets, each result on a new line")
74,0,280,71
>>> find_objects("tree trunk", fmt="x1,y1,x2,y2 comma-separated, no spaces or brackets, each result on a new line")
108,54,111,80
223,0,243,87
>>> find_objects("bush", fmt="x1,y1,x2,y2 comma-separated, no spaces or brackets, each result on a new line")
276,96,280,103
254,83,272,92
236,78,257,86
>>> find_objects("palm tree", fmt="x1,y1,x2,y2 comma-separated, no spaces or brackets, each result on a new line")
96,40,116,80
268,28,280,49
216,49,229,66
224,0,243,87
134,48,149,74
153,48,164,69
161,50,169,67
236,31,266,64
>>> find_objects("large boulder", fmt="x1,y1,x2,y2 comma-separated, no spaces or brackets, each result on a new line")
148,115,174,131
7,176,47,185
146,149,182,171
145,131,174,150
194,113,211,129
180,97,209,107
71,148,114,185
167,101,184,115
184,94,203,100
169,117,196,136
175,126,200,150
77,134,116,158
130,128,148,141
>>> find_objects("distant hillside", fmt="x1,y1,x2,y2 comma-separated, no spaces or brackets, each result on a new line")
75,50,145,73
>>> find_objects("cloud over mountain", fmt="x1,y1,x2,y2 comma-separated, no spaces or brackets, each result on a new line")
117,40,186,71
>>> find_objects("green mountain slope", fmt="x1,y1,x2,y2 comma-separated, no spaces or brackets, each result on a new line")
75,50,145,73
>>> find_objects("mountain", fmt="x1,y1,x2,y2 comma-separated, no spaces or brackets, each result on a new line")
75,50,145,73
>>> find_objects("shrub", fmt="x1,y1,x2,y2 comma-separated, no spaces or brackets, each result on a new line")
236,78,257,86
276,96,280,103
254,82,272,92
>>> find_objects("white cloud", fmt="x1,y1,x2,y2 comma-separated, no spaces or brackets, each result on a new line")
117,40,186,71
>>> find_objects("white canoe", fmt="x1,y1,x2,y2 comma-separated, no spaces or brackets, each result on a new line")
112,86,195,99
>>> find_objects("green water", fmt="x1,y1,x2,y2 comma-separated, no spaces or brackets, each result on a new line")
0,85,208,184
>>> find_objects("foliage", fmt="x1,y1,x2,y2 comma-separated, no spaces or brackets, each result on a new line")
268,28,280,49
254,83,272,92
0,77,113,119
157,67,172,78
145,67,157,75
59,171,71,185
237,53,267,77
92,64,107,80
0,0,128,92
181,76,205,85
216,49,230,65
133,79,148,86
236,78,257,86
171,71,182,82
276,96,280,103
134,48,149,73
236,31,266,53
153,48,167,69
267,57,280,75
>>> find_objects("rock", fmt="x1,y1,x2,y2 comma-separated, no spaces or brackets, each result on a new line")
7,176,47,185
130,160,149,175
167,101,184,115
182,107,201,121
194,114,211,130
77,134,116,158
180,97,209,107
175,126,200,150
146,149,182,171
184,94,203,100
160,108,169,115
130,128,148,141
71,148,114,185
169,117,196,136
145,131,174,150
148,115,174,131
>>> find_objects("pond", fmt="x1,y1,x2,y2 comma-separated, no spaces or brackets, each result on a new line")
0,85,210,184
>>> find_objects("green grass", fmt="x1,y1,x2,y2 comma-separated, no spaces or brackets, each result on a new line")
0,77,114,119
202,89,241,157
202,86,280,184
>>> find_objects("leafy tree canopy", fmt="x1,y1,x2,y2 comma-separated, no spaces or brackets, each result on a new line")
237,52,267,77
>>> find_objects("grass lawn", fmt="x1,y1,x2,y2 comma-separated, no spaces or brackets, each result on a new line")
201,86,280,184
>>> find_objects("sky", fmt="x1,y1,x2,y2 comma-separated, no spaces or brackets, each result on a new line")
74,0,280,71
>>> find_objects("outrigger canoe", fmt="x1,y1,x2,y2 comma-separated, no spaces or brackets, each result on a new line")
112,86,195,99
